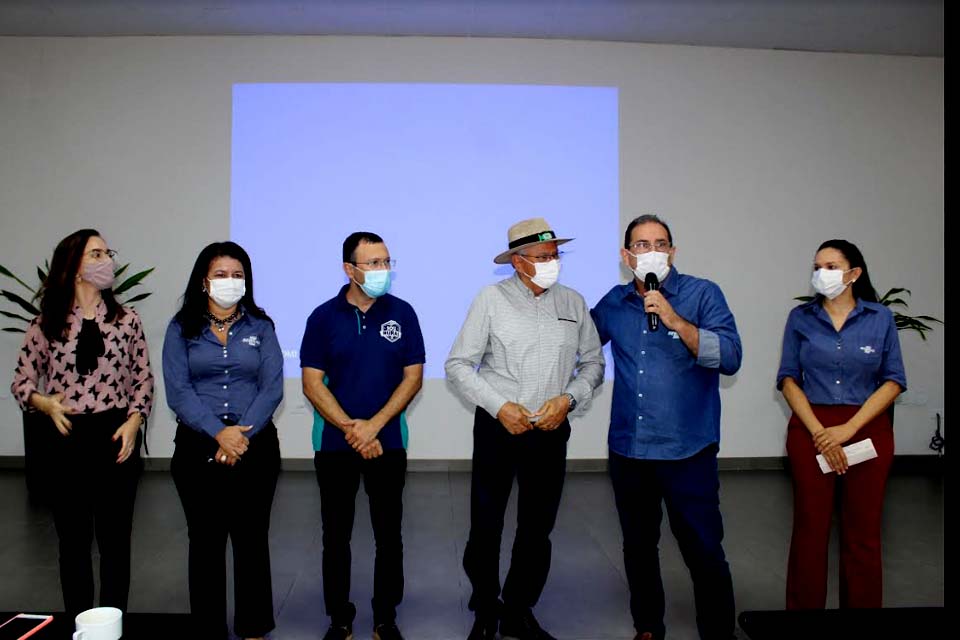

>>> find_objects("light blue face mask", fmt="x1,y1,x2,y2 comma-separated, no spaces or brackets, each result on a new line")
358,268,391,298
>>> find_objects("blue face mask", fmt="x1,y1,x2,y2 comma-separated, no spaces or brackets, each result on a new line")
357,268,391,298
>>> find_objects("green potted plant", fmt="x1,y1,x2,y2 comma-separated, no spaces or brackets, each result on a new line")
2,260,154,504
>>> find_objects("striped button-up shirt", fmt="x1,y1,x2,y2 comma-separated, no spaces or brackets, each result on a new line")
445,273,605,418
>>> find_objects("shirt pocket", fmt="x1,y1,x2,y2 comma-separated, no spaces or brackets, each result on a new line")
852,340,883,377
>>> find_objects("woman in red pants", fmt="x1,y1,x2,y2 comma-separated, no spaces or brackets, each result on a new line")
776,239,906,609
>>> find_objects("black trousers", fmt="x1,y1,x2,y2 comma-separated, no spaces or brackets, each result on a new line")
48,408,142,618
463,407,570,616
314,447,407,626
171,422,280,639
609,446,735,640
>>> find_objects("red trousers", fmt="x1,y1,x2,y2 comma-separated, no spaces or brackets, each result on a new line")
785,404,894,609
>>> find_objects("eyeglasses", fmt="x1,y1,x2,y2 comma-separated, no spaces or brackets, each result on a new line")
627,240,670,253
520,251,565,263
351,258,396,270
86,249,118,260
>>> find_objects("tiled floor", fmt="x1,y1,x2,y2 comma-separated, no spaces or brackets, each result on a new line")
0,468,943,639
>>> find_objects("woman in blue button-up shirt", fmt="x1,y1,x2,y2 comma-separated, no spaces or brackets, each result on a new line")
162,241,283,640
776,239,906,611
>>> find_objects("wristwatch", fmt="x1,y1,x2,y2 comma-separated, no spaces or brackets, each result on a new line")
563,393,577,411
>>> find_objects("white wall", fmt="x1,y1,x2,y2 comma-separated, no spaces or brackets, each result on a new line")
0,36,943,459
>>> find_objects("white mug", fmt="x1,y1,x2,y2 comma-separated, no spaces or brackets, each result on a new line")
73,607,122,640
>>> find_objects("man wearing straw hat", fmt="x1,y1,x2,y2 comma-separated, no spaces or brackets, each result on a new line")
446,217,605,640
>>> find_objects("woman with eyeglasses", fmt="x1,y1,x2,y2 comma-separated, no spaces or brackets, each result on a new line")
776,239,906,609
162,241,282,640
11,229,154,618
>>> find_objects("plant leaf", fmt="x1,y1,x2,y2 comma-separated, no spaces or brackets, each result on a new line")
2,327,27,333
113,268,154,296
122,292,152,304
113,263,129,278
883,297,909,308
0,263,37,293
0,310,31,322
793,295,814,302
913,315,943,324
880,287,911,302
1,289,41,316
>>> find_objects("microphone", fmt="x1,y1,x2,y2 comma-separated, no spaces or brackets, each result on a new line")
644,272,660,331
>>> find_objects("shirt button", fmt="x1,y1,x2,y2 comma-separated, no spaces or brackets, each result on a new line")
643,330,647,335
640,350,646,355
224,402,229,407
229,332,233,336
363,325,366,329
223,385,228,390
836,380,841,384
639,370,644,374
638,416,644,421
638,393,643,397
223,415,228,419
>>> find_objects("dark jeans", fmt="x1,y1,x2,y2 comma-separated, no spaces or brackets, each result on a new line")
48,408,142,618
463,407,570,617
314,447,408,626
609,445,735,640
171,422,280,639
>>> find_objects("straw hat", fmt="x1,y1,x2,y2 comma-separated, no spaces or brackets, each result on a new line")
493,217,574,264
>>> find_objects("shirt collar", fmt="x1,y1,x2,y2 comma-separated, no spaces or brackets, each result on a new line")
509,271,552,300
69,299,108,324
336,282,389,313
806,296,874,324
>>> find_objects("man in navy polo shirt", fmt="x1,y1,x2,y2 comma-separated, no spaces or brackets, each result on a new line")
300,231,425,640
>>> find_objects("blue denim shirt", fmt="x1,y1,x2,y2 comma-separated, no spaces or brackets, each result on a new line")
776,298,906,405
162,310,284,439
591,266,742,460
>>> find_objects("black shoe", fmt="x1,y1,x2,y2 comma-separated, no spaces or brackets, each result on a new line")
373,622,405,640
322,623,353,640
499,608,556,640
468,613,499,640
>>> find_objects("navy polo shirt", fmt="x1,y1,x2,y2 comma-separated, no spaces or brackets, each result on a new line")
300,284,425,452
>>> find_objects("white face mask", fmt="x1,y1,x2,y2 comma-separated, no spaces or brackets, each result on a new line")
208,278,246,309
811,268,851,300
520,257,561,289
631,250,671,283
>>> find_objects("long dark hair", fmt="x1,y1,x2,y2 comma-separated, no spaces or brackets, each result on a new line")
816,239,879,303
175,241,272,338
39,229,123,342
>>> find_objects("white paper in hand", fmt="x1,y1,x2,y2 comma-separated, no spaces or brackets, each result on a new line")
816,438,878,474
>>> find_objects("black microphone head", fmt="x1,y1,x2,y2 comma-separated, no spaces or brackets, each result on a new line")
644,272,660,290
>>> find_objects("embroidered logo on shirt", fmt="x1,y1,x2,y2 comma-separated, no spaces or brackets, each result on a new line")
859,345,876,354
380,320,402,343
242,335,261,347
667,331,681,340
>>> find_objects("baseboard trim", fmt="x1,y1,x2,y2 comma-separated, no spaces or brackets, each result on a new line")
0,455,945,474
